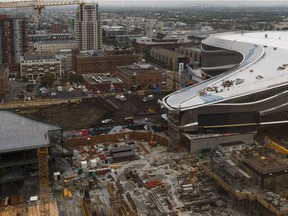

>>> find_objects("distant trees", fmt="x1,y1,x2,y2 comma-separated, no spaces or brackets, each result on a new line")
60,73,83,84
69,73,83,83
40,72,56,88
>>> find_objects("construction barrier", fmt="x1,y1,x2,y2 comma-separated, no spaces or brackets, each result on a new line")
0,98,83,109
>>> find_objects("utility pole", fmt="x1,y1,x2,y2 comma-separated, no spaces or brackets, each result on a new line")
172,58,176,92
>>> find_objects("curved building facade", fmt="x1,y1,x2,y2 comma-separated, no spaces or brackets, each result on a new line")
163,31,288,148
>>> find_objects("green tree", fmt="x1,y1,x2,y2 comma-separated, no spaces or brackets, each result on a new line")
21,76,28,82
40,72,55,88
69,73,83,83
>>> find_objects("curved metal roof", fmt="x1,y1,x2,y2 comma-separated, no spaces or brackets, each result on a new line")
163,31,288,111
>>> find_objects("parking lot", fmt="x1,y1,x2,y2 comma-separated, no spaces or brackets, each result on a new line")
6,80,39,101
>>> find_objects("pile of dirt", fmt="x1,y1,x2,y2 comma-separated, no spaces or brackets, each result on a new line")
21,98,112,130
19,94,166,130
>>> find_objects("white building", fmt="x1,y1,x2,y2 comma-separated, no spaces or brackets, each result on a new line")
75,3,102,51
34,40,77,53
20,51,61,81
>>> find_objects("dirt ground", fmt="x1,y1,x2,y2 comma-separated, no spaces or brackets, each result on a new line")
19,93,167,130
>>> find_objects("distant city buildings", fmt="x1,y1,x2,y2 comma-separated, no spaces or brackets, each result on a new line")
0,15,28,72
20,51,61,81
75,3,102,51
28,33,72,42
102,25,126,37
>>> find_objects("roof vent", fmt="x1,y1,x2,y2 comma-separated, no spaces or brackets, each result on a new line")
265,34,268,38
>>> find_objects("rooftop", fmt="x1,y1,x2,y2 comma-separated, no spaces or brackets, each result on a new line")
36,40,76,45
82,73,123,84
117,63,164,75
163,31,288,110
242,151,288,175
23,51,57,61
0,111,60,154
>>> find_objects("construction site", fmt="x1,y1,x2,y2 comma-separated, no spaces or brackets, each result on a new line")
1,0,288,214
2,92,288,216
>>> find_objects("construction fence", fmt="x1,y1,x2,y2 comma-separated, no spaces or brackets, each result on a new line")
64,131,169,148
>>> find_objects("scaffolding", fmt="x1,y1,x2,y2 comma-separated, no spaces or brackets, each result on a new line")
38,147,50,216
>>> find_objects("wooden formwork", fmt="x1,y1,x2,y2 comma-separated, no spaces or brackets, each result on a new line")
0,200,58,216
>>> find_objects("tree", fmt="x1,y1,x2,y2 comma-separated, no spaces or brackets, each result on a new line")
40,72,55,88
69,73,83,83
21,76,28,82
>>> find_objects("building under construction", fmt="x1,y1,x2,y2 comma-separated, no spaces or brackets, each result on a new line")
0,110,60,208
203,146,288,216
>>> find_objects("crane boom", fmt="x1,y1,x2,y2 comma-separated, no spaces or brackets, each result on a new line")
0,0,82,9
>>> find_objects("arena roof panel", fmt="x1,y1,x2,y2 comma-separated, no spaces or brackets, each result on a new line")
163,31,288,111
0,111,60,154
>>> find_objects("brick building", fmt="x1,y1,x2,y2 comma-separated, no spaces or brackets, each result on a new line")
72,48,141,74
20,51,61,81
0,15,28,72
149,48,189,71
0,66,8,100
133,37,191,53
50,23,68,33
116,62,166,90
82,73,124,93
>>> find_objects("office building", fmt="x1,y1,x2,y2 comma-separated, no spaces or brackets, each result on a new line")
75,3,102,51
0,15,28,71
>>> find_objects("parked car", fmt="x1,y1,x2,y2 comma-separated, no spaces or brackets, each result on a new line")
119,95,127,101
115,94,127,101
143,94,154,102
101,119,114,124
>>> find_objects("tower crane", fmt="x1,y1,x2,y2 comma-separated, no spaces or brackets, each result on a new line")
0,0,83,15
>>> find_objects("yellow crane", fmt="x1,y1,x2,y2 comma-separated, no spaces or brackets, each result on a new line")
0,0,84,14
38,147,50,216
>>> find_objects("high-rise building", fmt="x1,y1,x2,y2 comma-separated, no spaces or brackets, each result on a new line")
0,15,28,71
75,3,102,51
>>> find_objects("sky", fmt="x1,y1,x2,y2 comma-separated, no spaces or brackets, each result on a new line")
90,0,288,6
5,0,288,8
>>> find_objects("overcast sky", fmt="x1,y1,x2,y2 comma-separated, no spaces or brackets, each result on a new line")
93,0,288,5
6,0,288,7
